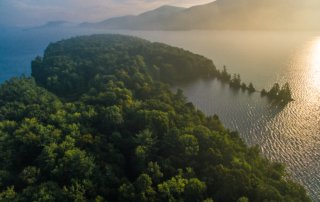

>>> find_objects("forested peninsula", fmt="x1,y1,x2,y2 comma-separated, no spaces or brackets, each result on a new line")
0,35,309,201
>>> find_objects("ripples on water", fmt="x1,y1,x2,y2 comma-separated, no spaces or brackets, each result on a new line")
169,35,320,201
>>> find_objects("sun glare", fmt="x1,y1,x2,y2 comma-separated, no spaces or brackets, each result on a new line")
308,37,320,91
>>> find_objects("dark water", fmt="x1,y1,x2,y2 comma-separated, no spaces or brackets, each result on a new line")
0,29,319,200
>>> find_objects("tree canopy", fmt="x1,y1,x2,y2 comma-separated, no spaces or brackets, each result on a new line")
261,82,293,103
0,34,309,201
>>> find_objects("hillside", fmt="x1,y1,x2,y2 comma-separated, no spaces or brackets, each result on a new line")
84,5,185,30
85,0,320,30
0,34,310,201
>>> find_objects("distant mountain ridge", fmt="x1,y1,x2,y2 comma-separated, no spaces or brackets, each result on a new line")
82,0,320,30
82,5,185,30
30,21,76,30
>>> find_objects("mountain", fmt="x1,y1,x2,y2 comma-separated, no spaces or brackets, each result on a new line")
83,0,320,30
29,21,75,30
83,5,185,30
176,0,320,30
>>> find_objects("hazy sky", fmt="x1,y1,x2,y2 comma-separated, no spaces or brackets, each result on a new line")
0,0,214,26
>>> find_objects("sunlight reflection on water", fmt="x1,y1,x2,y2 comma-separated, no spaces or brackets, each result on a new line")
164,32,320,201
309,38,320,93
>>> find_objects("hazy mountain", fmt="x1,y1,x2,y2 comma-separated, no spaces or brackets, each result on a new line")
83,5,185,30
83,0,320,30
176,0,320,30
30,21,75,30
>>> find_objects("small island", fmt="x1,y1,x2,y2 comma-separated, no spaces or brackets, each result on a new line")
261,82,294,104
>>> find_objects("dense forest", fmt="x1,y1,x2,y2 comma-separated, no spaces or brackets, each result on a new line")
0,35,309,201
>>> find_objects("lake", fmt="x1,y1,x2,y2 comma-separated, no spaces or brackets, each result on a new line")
0,28,319,200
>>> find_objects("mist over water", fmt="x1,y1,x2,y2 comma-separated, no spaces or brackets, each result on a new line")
0,28,320,200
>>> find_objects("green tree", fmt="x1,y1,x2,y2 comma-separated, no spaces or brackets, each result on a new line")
179,134,199,156
279,82,293,101
268,83,280,97
135,174,156,202
0,186,16,202
248,82,255,92
184,178,206,202
118,182,135,202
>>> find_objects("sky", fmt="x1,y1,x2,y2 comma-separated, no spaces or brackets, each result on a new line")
0,0,214,27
